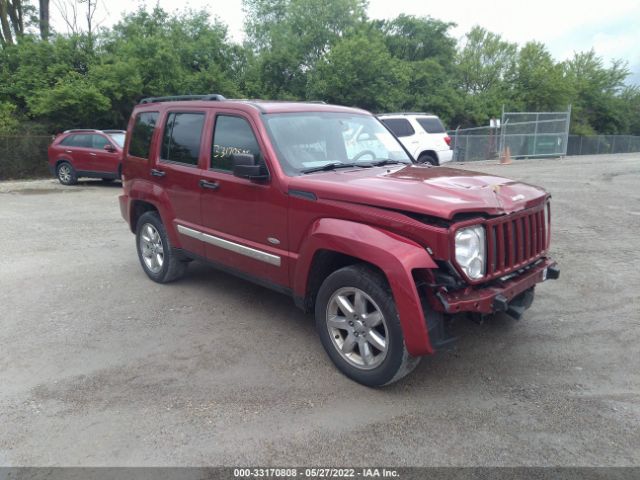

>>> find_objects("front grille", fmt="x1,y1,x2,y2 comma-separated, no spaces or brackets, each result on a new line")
485,204,548,278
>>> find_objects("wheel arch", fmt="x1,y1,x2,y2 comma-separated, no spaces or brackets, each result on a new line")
418,150,439,165
294,218,438,356
55,158,73,171
130,199,159,233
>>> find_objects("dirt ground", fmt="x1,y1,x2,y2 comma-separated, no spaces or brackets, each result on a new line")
0,153,638,467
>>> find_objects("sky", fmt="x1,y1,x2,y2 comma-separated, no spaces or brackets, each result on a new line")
53,0,640,85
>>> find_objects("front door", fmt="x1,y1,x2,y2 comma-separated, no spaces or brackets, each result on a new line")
197,112,289,288
89,134,120,175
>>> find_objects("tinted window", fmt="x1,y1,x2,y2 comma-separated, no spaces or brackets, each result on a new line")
61,134,92,147
211,115,261,172
381,118,415,137
91,135,110,149
161,113,205,166
129,112,158,159
416,117,446,134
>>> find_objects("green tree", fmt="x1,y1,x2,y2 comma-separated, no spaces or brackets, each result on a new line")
510,41,569,111
376,14,456,67
453,26,517,126
27,71,110,130
563,50,629,134
243,0,367,98
308,32,409,112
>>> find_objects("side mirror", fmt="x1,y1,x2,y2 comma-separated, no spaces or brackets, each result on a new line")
232,153,269,181
104,144,116,152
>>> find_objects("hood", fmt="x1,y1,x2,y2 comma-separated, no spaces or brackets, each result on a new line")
289,165,548,220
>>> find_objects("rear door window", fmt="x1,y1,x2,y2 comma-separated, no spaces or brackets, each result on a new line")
61,134,92,147
416,117,446,134
381,118,415,137
160,112,205,166
210,115,262,172
129,112,159,159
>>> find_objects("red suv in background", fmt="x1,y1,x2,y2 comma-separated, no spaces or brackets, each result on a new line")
48,129,126,185
119,95,559,387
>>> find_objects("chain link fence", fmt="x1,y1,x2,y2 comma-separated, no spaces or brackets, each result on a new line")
450,131,640,162
567,135,640,155
449,107,573,162
0,136,52,180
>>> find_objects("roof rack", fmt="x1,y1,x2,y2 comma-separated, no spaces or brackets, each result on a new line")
377,112,434,117
102,129,126,133
138,94,227,105
63,128,100,133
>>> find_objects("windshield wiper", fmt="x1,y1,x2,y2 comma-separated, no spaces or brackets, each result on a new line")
301,162,358,174
362,159,407,167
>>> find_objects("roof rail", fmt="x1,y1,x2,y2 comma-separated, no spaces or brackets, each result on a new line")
138,94,227,105
102,129,126,133
63,128,100,133
377,112,434,117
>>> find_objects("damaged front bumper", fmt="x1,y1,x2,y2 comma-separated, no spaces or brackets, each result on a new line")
432,257,559,317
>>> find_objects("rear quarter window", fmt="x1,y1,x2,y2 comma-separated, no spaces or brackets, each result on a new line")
416,117,446,134
129,112,159,159
381,118,415,137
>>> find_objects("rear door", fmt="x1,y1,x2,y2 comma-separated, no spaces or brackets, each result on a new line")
151,109,207,256
61,134,93,171
197,111,289,288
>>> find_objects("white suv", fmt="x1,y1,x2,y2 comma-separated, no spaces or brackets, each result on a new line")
378,113,452,165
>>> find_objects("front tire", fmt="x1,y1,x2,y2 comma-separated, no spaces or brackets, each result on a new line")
136,211,187,283
315,264,420,387
56,161,78,185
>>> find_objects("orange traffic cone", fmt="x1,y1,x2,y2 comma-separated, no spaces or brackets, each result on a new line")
499,146,512,165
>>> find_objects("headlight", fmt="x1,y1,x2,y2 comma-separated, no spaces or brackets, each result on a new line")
455,225,486,280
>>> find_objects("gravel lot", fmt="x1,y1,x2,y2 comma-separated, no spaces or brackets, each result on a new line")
1,154,639,467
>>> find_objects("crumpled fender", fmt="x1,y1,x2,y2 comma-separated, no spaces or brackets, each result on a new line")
294,218,438,356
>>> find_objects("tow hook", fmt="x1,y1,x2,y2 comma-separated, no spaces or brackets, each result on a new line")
499,288,535,320
546,265,560,280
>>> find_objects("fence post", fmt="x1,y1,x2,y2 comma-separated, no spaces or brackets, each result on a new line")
533,112,539,156
563,104,571,157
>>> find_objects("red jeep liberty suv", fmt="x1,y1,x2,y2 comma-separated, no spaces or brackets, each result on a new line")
119,94,559,386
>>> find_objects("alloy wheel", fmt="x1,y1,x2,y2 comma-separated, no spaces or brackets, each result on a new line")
326,287,389,370
139,223,164,274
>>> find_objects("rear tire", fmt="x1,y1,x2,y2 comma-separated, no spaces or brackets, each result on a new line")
315,264,420,387
136,211,188,283
56,161,78,185
418,153,438,166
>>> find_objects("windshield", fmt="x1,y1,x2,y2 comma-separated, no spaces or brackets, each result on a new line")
263,113,412,175
107,133,125,147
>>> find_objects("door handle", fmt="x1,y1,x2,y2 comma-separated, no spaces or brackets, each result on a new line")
199,179,219,190
65,150,72,153
89,153,97,156
150,168,166,177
